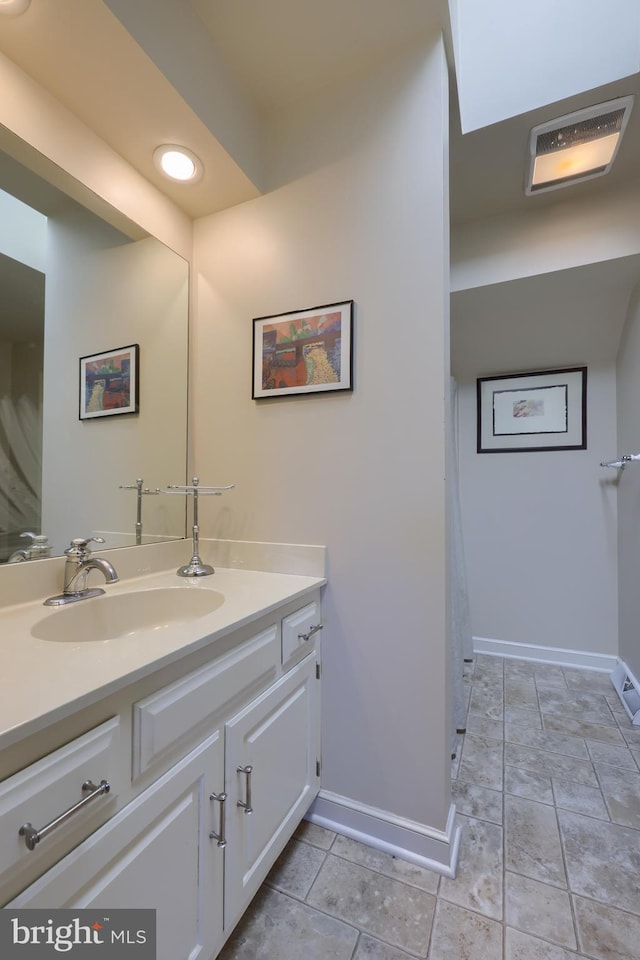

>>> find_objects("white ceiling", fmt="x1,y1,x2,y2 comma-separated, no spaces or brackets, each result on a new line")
1,0,639,229
191,0,448,113
449,72,640,226
2,0,640,372
451,256,640,380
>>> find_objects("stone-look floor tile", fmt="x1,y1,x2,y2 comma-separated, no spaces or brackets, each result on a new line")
504,706,542,729
505,872,576,949
594,761,640,828
353,934,417,960
504,742,598,787
307,855,435,956
506,928,589,960
468,685,504,722
218,887,358,960
294,819,336,849
606,693,632,722
471,673,504,693
587,739,637,768
558,809,640,915
473,655,504,679
505,723,589,759
459,735,504,790
537,689,616,726
439,815,503,920
428,900,502,960
465,715,504,740
452,779,503,825
505,796,567,887
331,835,440,894
542,713,626,746
533,665,568,688
505,678,539,709
265,839,326,898
574,895,640,960
619,724,640,748
504,766,553,804
504,660,535,680
451,744,462,779
551,778,609,820
562,668,614,696
631,746,640,768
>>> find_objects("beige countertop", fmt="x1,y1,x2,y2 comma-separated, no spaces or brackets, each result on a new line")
0,565,325,750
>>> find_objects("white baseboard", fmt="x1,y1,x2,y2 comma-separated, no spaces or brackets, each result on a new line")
305,790,462,878
473,636,617,673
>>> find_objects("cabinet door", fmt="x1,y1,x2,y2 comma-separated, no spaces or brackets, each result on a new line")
224,653,320,931
9,731,225,960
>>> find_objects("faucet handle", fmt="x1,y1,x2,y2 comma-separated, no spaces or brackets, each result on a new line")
65,537,105,561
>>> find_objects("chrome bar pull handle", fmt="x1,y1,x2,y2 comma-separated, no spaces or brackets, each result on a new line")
209,791,227,847
298,623,324,643
19,779,110,852
236,765,253,814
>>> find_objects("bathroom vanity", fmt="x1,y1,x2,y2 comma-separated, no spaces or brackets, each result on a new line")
0,553,324,960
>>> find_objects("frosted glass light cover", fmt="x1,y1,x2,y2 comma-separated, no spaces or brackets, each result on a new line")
532,133,619,187
153,145,202,183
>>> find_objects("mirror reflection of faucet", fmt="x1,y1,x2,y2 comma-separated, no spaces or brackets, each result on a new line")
8,532,51,563
43,537,119,606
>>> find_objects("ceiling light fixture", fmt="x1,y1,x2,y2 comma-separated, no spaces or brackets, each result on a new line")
525,96,634,195
153,144,203,183
0,0,31,14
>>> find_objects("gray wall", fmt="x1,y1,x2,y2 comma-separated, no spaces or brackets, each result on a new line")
451,215,640,663
616,280,640,678
191,38,452,846
455,367,618,656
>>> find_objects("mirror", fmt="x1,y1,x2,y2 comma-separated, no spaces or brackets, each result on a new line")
0,143,188,561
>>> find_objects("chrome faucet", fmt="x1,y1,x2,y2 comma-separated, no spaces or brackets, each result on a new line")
44,537,119,606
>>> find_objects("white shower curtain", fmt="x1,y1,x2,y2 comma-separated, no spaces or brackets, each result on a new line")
0,394,41,535
449,379,473,752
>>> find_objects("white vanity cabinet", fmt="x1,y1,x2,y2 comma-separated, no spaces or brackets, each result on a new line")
9,732,226,960
224,652,320,931
3,588,322,960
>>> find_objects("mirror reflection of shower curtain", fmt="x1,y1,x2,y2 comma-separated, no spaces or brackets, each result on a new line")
450,378,473,752
0,394,42,538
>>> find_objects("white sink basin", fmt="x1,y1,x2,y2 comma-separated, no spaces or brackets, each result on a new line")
31,587,225,643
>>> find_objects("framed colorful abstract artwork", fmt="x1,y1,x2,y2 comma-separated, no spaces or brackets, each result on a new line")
79,344,139,420
252,301,353,399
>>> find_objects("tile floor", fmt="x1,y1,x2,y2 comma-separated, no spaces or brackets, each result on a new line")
218,656,640,959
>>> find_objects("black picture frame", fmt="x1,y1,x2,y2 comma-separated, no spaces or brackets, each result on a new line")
79,344,140,420
252,300,354,399
477,367,587,453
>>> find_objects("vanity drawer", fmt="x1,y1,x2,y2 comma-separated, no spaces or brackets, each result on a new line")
281,600,322,666
0,717,120,890
132,624,279,779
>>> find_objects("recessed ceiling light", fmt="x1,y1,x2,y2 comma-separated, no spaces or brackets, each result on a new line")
525,96,634,195
0,0,31,14
153,144,203,183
